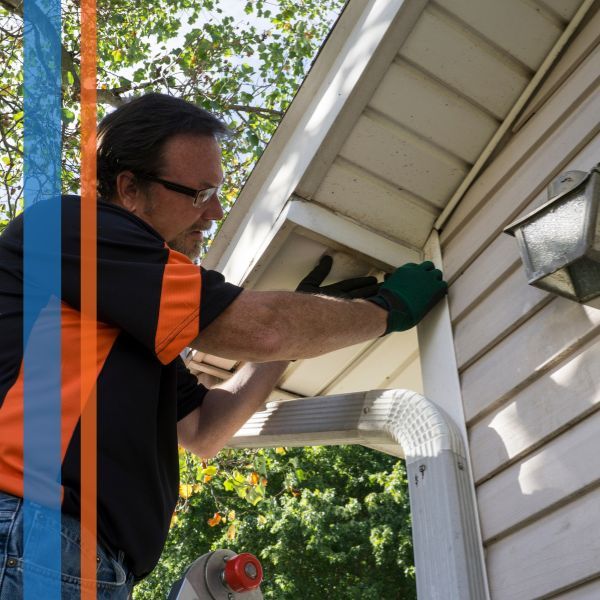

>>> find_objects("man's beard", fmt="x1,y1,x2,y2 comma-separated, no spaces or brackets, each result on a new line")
168,225,211,262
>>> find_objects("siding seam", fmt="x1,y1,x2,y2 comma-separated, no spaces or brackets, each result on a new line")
457,295,554,372
465,322,600,426
482,480,600,548
474,399,600,487
536,573,600,600
451,261,521,327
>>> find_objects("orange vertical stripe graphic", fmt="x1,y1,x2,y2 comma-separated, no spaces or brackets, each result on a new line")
80,0,98,596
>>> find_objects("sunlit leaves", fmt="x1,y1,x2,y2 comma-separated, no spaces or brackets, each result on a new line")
207,512,222,527
0,0,344,240
136,446,416,600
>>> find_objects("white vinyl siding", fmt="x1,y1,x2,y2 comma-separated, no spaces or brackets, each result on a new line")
442,16,600,599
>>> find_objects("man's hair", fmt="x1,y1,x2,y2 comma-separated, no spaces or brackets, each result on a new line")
97,93,230,200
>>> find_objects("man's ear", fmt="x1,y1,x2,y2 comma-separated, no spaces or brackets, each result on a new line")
114,171,144,213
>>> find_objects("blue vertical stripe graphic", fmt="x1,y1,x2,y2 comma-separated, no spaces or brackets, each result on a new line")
23,0,62,598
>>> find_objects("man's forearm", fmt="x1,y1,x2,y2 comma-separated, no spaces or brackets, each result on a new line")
178,361,289,458
192,290,388,362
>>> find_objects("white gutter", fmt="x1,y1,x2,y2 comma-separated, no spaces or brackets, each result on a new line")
434,0,597,231
229,388,490,600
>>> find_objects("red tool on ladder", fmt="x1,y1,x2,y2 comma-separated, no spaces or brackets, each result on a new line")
168,549,263,599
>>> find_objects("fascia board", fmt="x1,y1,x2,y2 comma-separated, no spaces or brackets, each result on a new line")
239,197,422,288
203,0,429,284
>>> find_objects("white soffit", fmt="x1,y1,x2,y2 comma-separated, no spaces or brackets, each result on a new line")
205,0,586,280
203,0,430,281
194,0,588,395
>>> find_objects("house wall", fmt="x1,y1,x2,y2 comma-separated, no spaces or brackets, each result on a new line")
440,12,600,600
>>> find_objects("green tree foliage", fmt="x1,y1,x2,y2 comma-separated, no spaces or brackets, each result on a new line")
135,445,416,600
0,0,344,247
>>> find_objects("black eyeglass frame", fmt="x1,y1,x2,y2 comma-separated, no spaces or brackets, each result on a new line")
139,174,221,207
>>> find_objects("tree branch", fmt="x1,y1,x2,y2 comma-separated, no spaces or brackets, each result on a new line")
226,104,283,118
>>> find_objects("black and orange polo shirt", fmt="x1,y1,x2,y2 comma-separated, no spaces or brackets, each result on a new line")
0,195,243,578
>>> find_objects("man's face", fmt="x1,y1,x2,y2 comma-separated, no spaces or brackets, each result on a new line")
168,222,212,261
126,134,225,245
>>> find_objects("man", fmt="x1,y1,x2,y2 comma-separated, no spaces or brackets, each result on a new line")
0,93,447,598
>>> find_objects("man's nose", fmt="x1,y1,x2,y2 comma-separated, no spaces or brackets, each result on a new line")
202,192,224,221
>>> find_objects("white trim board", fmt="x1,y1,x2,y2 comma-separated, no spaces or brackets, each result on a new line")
242,197,421,289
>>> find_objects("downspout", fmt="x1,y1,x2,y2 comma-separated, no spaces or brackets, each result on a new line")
229,388,489,600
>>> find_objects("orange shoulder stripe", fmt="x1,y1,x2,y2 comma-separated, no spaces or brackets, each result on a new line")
155,247,201,365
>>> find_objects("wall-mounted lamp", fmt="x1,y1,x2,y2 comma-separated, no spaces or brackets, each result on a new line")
504,165,600,307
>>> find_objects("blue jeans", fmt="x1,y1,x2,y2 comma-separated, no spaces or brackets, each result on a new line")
0,491,135,599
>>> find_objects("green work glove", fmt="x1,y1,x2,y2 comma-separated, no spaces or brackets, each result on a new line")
296,255,380,299
367,261,448,334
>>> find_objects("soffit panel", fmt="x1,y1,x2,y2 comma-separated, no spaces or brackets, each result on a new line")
338,113,469,208
320,333,420,396
312,159,437,248
246,230,421,398
192,226,422,400
368,59,500,164
536,0,584,21
399,6,532,120
435,0,563,70
302,0,585,253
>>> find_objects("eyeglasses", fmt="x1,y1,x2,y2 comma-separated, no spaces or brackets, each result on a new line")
140,174,222,207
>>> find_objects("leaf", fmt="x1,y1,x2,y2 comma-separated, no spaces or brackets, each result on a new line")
204,465,218,476
227,510,236,521
227,523,236,540
257,515,267,525
207,512,222,527
235,485,249,500
233,470,246,484
66,71,75,85
255,456,267,476
179,483,194,499
245,487,264,506
248,471,260,486
275,447,286,455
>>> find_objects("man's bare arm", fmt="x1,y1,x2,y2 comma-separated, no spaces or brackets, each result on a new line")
190,290,388,362
177,360,290,458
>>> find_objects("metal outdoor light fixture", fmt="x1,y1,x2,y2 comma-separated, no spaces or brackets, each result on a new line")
504,165,600,307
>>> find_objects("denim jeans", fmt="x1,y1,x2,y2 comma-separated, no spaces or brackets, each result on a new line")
0,491,135,599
